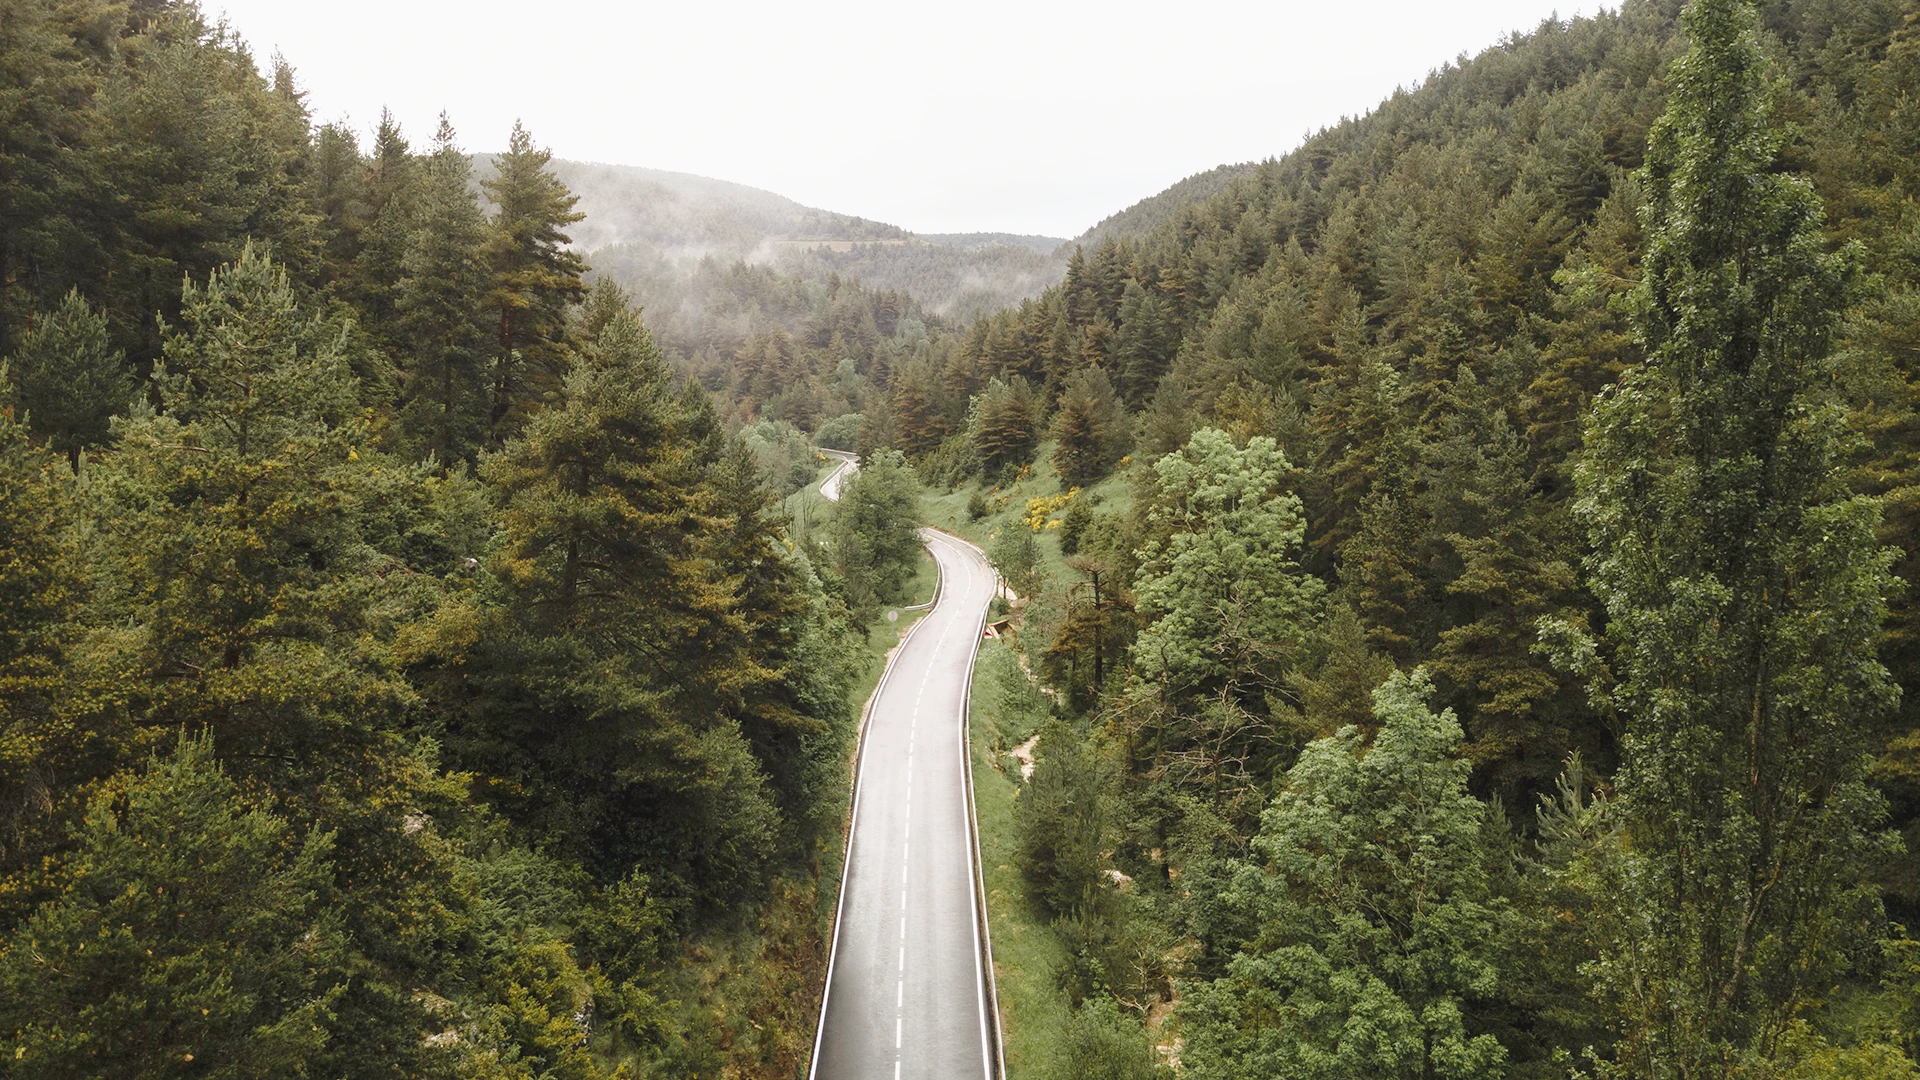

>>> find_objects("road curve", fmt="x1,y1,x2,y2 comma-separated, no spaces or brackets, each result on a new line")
820,449,859,501
811,459,1001,1080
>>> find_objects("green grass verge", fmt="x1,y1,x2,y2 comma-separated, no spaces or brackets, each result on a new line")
970,639,1072,1078
860,545,940,672
922,440,1134,590
780,452,843,544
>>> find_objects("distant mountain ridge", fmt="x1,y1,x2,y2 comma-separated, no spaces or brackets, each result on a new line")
473,156,1075,320
473,157,909,259
470,153,1268,322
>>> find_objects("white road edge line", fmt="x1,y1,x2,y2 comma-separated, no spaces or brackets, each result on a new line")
805,517,947,1080
925,527,1006,1080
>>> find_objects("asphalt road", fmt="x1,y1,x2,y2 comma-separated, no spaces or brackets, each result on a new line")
809,507,1000,1080
820,449,859,501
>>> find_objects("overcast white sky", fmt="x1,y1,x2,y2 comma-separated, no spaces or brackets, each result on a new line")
209,0,1586,238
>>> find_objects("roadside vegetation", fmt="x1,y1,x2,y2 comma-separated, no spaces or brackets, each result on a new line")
950,1,1920,1075
7,0,1920,1075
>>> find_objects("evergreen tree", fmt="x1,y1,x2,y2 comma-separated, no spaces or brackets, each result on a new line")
0,736,344,1079
1571,0,1897,1068
970,374,1038,479
1289,603,1398,737
1426,375,1586,794
114,245,363,695
91,7,320,362
345,109,416,344
0,0,96,355
476,309,785,900
1015,717,1106,919
94,255,465,1065
889,358,944,458
485,308,714,642
395,115,489,467
307,122,367,286
1051,365,1127,486
482,121,586,443
6,289,131,465
0,403,79,916
1113,279,1175,405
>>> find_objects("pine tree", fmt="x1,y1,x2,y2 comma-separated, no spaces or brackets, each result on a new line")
1014,717,1106,918
485,309,709,639
888,359,943,458
345,109,417,339
1051,365,1126,486
476,309,792,900
97,247,556,1079
90,6,322,362
120,246,363,678
1113,280,1175,405
482,121,586,443
1426,374,1584,793
0,736,344,1079
308,122,368,286
1572,0,1896,1068
6,289,132,466
0,0,96,354
970,375,1038,479
395,115,489,467
0,403,78,915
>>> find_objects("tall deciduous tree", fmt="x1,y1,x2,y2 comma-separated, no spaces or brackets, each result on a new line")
1183,670,1507,1080
1119,429,1324,825
826,447,922,621
1570,0,1896,1068
1132,428,1323,697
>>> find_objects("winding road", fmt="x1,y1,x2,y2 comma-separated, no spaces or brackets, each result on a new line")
820,448,859,501
810,452,1003,1080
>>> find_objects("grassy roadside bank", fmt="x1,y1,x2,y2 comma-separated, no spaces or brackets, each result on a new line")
921,441,1134,591
968,639,1075,1077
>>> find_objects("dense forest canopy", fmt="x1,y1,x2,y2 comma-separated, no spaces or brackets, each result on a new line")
864,0,1920,1075
6,0,1920,1075
0,2,936,1075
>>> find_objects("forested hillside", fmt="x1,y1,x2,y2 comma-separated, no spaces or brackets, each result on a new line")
524,158,1067,347
884,0,1920,1075
1073,161,1261,249
9,0,1920,1075
0,3,934,1075
519,159,911,255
